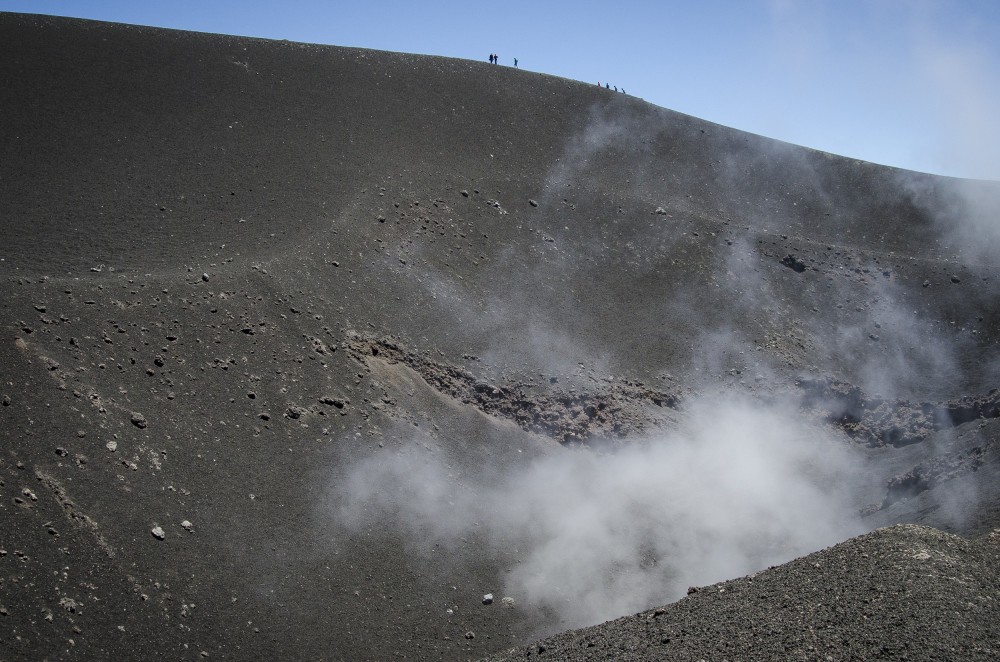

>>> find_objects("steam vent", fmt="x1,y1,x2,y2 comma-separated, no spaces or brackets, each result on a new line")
2,13,999,660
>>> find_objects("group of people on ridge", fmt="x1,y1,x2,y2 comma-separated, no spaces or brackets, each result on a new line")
485,54,623,94
488,53,517,67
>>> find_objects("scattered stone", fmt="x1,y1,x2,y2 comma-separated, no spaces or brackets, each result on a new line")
460,189,469,197
181,520,193,532
781,254,806,272
309,337,333,354
1,395,9,406
528,199,538,207
320,396,348,409
55,447,68,457
201,273,210,282
501,596,515,609
687,586,699,595
951,275,961,283
130,412,148,429
654,206,667,215
151,526,165,540
464,631,475,640
923,279,930,287
482,593,494,605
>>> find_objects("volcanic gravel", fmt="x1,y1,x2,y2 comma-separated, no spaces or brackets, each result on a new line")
2,12,999,661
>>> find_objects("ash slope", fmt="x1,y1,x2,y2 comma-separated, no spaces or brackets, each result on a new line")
487,525,1000,661
2,13,1000,661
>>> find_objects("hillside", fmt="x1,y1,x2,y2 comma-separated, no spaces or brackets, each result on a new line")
1,13,999,660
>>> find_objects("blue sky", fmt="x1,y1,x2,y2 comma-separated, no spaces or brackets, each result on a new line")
3,1,999,180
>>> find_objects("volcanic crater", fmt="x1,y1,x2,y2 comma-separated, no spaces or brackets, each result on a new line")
2,12,1000,661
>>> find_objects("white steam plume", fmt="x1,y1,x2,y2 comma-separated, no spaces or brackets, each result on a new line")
334,395,873,628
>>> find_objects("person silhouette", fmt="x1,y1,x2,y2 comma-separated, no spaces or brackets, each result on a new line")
514,57,518,67
605,83,609,89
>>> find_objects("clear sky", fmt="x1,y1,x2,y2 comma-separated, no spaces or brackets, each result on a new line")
3,0,999,180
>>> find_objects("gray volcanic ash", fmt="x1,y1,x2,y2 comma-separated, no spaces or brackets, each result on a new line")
2,12,999,661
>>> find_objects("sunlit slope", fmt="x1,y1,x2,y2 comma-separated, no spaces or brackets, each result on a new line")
5,12,996,275
4,13,998,394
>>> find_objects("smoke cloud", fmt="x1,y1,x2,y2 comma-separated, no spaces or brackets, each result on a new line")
333,394,873,628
